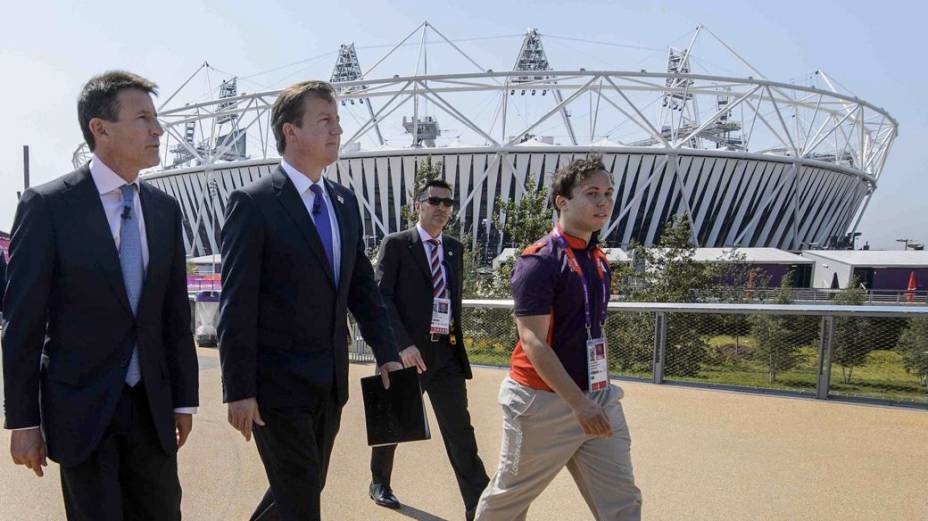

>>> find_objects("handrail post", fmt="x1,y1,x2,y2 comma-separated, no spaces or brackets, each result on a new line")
816,315,835,400
653,311,667,384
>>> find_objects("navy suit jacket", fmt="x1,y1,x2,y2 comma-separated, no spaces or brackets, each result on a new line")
1,165,198,466
217,166,399,408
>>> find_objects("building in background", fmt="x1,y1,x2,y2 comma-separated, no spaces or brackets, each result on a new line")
802,250,928,291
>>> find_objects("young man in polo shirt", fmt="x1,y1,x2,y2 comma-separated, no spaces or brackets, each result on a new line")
475,156,642,521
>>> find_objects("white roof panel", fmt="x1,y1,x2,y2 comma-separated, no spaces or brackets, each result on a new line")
802,250,928,267
649,248,810,264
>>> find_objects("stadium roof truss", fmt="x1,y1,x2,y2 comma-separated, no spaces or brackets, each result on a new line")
74,23,897,255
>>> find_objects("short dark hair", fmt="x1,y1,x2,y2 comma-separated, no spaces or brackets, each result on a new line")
416,179,452,201
78,71,158,151
272,80,337,154
550,155,609,214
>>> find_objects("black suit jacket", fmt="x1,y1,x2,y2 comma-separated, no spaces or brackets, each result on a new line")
1,165,198,466
376,228,472,379
0,250,7,312
217,166,399,408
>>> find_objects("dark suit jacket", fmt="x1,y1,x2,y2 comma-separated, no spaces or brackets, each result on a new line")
217,166,399,408
376,228,472,379
0,249,7,312
1,165,199,466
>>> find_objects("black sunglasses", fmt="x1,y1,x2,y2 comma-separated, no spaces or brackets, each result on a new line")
424,196,454,208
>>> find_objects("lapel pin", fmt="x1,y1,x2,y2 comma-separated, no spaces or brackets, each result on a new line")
448,250,454,257
336,194,344,205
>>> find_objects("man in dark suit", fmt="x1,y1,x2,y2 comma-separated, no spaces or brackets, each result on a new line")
218,80,402,521
368,179,490,520
2,71,199,520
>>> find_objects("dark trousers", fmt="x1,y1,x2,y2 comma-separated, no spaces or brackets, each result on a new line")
371,340,490,510
250,391,342,521
59,384,181,521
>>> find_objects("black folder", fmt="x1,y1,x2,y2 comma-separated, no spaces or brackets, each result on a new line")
360,366,431,447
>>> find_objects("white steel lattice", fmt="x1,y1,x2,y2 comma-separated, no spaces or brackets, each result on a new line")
73,23,896,256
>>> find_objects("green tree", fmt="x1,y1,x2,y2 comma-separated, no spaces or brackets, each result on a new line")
483,174,552,297
492,174,552,250
629,214,716,303
897,317,928,392
750,274,802,383
711,251,766,358
624,215,713,377
832,278,869,384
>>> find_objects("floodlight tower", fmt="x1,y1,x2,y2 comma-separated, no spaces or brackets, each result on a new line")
510,28,577,145
660,47,701,148
211,77,247,161
170,120,197,166
331,43,384,145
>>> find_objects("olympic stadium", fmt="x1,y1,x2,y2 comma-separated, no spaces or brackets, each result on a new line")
72,22,898,258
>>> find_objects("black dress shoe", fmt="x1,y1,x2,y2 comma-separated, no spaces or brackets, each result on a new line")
369,482,401,509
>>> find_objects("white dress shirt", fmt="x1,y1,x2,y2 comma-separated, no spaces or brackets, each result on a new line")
91,156,196,416
91,156,149,267
416,222,447,296
280,159,342,282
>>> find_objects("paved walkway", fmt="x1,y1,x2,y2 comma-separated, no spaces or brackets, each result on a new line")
2,348,927,520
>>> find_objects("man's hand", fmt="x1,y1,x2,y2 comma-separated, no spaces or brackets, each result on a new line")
10,428,47,477
569,397,613,438
227,397,265,442
175,413,193,449
399,345,427,374
377,361,404,389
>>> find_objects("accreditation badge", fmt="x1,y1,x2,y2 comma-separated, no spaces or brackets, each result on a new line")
430,297,452,335
587,337,609,391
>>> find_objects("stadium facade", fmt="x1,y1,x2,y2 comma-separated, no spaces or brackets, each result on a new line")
75,23,897,259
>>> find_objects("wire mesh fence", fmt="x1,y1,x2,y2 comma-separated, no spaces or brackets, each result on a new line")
659,310,821,395
348,301,928,406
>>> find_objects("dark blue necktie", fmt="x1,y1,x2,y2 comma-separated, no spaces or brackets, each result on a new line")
309,184,336,277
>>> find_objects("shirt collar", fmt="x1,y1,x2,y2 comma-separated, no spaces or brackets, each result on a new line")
416,222,442,244
89,154,139,195
281,158,325,196
554,222,599,250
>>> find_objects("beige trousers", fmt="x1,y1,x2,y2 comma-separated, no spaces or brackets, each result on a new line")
474,377,642,521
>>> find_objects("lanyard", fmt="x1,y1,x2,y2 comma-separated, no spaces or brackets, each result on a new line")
551,227,609,340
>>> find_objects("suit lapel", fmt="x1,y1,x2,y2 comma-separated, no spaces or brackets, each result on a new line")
65,166,132,315
272,167,336,288
443,240,458,300
326,178,353,290
138,183,167,307
407,228,434,284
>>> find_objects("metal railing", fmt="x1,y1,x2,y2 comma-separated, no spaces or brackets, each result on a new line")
689,288,928,305
349,300,928,407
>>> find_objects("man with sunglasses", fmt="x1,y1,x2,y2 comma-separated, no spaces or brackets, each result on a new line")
367,179,489,521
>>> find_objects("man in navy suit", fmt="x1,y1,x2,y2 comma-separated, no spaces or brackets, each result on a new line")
2,71,198,520
217,80,402,521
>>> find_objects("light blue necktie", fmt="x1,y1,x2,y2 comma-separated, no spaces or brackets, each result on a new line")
119,185,143,386
309,184,337,279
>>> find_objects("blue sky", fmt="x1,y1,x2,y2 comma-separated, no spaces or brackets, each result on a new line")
0,0,922,248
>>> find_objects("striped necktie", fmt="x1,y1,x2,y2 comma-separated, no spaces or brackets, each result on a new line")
427,238,446,298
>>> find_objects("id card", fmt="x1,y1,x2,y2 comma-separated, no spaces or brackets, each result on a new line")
587,337,609,391
430,297,452,335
